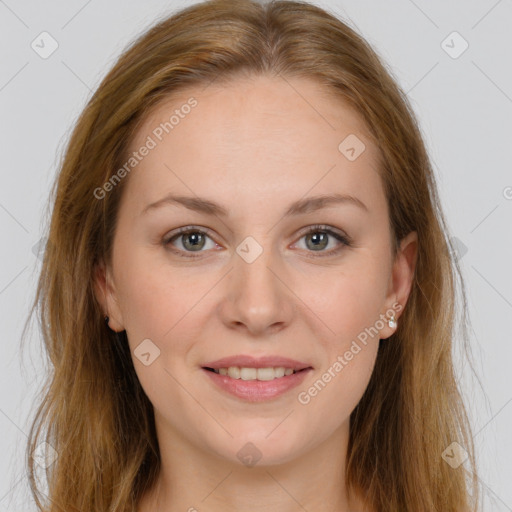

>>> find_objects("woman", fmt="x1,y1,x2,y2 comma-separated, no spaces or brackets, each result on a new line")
23,0,480,510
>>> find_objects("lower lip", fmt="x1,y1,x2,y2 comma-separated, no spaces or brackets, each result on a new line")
202,368,313,402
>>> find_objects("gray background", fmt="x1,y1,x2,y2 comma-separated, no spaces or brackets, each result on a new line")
1,0,511,510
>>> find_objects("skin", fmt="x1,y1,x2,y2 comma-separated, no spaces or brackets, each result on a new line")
94,74,417,512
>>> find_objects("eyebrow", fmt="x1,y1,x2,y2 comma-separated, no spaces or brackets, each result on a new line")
141,192,368,218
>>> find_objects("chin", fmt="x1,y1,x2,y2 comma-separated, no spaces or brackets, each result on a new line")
214,427,309,468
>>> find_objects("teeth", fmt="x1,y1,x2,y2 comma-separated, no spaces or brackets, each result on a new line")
228,367,240,379
213,366,298,380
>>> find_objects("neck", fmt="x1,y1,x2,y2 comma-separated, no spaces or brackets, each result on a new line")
137,416,372,512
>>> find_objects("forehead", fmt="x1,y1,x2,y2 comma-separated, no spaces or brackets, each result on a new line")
122,74,383,212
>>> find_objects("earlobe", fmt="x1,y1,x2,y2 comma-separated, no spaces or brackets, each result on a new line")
379,304,400,341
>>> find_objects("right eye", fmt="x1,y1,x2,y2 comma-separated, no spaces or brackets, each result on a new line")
162,226,219,258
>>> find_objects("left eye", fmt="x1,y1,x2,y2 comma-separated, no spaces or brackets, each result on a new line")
294,225,351,256
163,224,351,258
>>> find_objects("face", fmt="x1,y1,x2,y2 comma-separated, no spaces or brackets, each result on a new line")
94,74,417,467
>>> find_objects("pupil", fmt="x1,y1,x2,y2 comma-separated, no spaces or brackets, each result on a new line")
184,232,204,251
307,232,327,251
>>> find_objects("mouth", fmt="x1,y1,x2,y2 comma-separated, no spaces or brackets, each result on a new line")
201,365,314,402
202,366,312,381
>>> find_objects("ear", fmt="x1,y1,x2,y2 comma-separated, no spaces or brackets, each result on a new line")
92,259,125,332
380,230,418,339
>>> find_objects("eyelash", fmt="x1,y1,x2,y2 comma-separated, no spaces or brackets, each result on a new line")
162,224,352,259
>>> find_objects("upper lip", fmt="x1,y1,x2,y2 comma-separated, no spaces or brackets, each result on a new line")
202,355,313,371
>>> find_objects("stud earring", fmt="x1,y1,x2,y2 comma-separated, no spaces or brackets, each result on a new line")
388,313,397,329
104,315,110,326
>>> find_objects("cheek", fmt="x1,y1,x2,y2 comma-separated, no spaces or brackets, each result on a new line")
295,275,381,430
295,341,378,445
112,248,187,346
295,261,387,344
290,259,385,410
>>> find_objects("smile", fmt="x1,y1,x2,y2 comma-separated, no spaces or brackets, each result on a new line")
204,366,300,380
202,366,312,402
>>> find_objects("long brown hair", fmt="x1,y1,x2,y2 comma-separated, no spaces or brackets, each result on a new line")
22,0,481,510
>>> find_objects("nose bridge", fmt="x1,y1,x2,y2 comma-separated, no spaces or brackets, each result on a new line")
235,233,280,304
223,233,293,333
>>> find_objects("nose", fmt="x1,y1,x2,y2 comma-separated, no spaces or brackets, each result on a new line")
218,241,295,337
